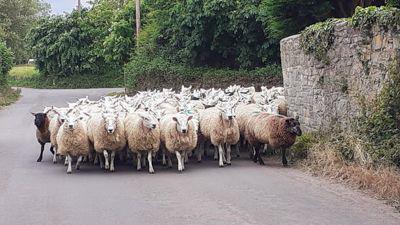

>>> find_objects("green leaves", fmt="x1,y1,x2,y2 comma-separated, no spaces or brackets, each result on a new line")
0,40,14,85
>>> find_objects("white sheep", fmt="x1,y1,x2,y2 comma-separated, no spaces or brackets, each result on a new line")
86,111,126,172
124,111,160,173
160,113,197,172
199,101,240,166
56,113,90,174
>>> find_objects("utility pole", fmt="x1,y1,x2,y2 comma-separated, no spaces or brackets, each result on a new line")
135,0,141,45
77,0,82,12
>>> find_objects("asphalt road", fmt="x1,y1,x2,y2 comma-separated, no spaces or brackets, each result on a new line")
0,88,399,225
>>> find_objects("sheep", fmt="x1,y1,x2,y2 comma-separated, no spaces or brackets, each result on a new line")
86,111,126,172
56,113,90,174
124,111,160,173
199,101,240,166
160,113,197,172
31,111,54,162
245,113,302,166
48,107,69,163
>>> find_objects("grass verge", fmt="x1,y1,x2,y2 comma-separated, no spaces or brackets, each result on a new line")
8,65,124,89
295,133,400,211
0,85,21,108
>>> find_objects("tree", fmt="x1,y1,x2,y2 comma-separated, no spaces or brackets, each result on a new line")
0,0,50,64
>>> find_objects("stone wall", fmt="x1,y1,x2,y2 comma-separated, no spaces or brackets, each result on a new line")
281,21,400,132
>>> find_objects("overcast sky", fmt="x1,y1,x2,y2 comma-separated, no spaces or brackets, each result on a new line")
44,0,91,15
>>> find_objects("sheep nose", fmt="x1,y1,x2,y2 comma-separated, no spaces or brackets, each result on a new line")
108,129,113,133
68,124,73,129
182,129,187,133
152,124,156,129
228,116,233,120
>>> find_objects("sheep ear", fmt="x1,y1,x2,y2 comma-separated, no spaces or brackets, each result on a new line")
187,115,193,121
31,112,36,116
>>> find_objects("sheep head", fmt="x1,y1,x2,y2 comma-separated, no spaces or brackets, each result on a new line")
102,112,119,134
138,112,158,129
64,114,84,130
216,102,237,121
172,113,193,134
285,117,302,136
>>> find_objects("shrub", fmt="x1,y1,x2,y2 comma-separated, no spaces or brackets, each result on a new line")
0,41,13,85
124,55,282,93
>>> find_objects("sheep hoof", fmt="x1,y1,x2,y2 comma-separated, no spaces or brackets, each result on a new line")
219,164,224,167
226,163,232,166
67,171,72,174
197,160,202,163
36,157,42,162
76,166,80,170
282,164,288,167
236,154,240,158
149,171,155,174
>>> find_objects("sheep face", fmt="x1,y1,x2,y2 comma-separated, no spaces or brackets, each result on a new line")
286,118,302,136
138,112,158,129
172,114,193,134
32,112,47,128
64,115,84,130
217,104,236,121
102,113,118,134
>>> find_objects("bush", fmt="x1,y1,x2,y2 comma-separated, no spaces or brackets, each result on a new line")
124,55,282,93
0,41,13,85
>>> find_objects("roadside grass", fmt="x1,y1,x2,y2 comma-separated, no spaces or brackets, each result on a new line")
8,65,124,89
0,85,21,108
295,133,400,210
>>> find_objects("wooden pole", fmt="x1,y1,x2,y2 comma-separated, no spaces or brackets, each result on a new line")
135,0,141,44
77,0,82,11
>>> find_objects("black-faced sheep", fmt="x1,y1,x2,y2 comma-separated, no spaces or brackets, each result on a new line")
245,113,302,166
31,112,54,162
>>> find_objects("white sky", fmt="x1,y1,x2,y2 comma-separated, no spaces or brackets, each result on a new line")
44,0,91,15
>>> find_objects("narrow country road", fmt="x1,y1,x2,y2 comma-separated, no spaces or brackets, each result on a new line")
0,88,398,225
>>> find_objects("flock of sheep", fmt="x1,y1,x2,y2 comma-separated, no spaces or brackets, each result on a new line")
31,85,302,174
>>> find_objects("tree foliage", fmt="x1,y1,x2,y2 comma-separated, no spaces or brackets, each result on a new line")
28,0,136,77
0,0,49,64
0,40,13,84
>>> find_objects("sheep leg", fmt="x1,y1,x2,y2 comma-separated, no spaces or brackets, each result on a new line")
281,148,288,166
162,152,167,166
235,143,240,158
98,153,104,168
218,144,224,167
175,151,183,172
75,156,83,170
64,155,68,166
262,144,268,154
94,153,99,165
148,151,155,174
252,146,258,163
66,154,72,174
213,146,218,160
256,145,265,165
52,146,57,164
142,154,147,168
197,139,204,163
49,146,54,155
136,153,142,171
167,153,173,168
226,144,232,166
103,150,109,170
181,152,186,171
37,143,45,162
110,151,116,172
184,152,189,164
